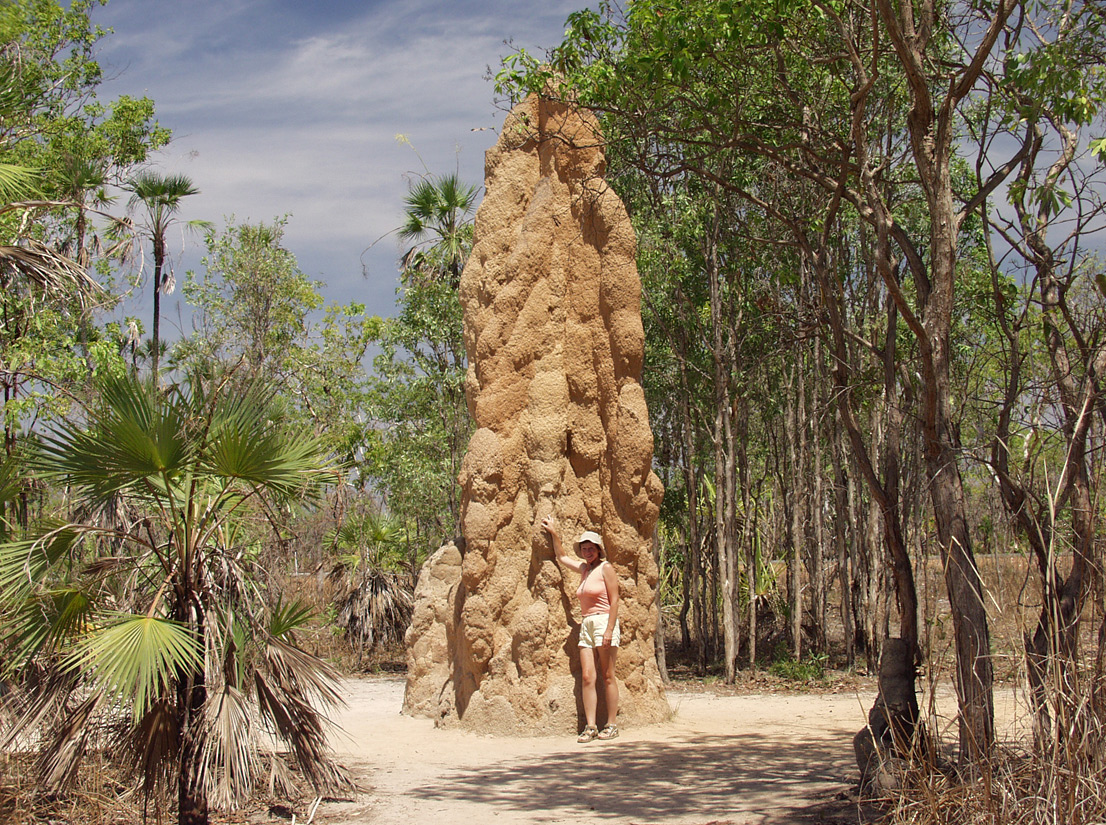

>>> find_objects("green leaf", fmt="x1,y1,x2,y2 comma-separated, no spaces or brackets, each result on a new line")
68,614,203,722
1090,137,1106,163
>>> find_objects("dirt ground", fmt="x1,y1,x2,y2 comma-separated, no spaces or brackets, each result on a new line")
312,675,886,825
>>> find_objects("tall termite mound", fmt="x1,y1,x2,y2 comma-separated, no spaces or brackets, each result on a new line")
403,93,667,733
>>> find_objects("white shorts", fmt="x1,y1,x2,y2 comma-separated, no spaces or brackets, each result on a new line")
579,614,620,648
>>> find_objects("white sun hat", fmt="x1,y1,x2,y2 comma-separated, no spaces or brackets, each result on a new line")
575,530,604,551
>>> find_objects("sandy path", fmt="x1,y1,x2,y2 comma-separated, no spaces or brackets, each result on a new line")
320,677,874,825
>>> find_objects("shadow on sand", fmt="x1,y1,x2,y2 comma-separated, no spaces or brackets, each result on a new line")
408,731,866,824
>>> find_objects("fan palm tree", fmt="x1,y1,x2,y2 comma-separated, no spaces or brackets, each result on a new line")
0,372,350,825
331,510,413,663
126,171,207,380
398,172,478,288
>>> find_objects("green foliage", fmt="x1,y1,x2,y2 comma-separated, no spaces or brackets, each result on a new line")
1002,6,1106,129
364,173,477,550
69,613,203,723
0,0,167,459
329,507,407,573
768,650,828,683
183,218,322,366
177,217,373,463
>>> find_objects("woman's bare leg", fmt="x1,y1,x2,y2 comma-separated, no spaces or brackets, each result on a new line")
580,647,598,727
597,646,618,726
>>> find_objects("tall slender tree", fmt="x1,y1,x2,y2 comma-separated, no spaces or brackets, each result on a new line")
126,171,205,380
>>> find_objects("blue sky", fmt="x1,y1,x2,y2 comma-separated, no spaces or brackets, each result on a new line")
91,0,588,333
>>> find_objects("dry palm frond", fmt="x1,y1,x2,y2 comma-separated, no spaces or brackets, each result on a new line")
338,569,414,655
1,667,81,751
125,696,178,798
36,692,103,790
80,555,139,578
0,238,102,304
200,685,255,809
267,752,297,800
254,637,350,794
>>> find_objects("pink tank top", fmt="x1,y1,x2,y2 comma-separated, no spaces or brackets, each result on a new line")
576,562,612,616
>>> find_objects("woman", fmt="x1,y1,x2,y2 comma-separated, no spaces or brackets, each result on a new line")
541,515,620,742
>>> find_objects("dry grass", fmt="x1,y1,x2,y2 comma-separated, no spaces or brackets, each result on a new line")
0,751,148,825
870,643,1106,824
0,749,348,825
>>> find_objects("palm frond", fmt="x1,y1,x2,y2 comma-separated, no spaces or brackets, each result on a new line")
34,374,192,498
1,587,94,672
202,386,335,498
267,751,297,800
36,692,103,790
0,523,83,599
338,570,413,653
0,668,81,751
0,238,103,303
254,636,349,793
269,598,315,639
126,171,200,209
206,420,331,499
81,554,139,578
253,668,349,793
124,696,178,798
200,685,256,809
262,635,343,709
0,161,40,202
68,614,202,722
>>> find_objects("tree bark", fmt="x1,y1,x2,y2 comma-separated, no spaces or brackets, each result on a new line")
177,593,208,825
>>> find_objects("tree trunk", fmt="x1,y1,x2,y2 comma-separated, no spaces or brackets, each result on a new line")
832,409,856,667
811,336,827,653
177,596,208,825
746,483,760,670
678,370,699,655
868,0,1006,765
653,526,669,683
707,215,740,682
152,235,164,381
786,358,805,660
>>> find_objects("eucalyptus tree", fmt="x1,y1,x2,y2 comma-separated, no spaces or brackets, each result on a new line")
126,171,207,380
177,217,373,467
499,0,919,683
968,0,1106,735
0,372,350,825
181,219,322,376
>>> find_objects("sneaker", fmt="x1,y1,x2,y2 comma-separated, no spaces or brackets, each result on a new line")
577,725,598,743
597,724,619,740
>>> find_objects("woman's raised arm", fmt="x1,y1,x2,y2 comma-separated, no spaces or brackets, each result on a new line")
542,516,585,573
